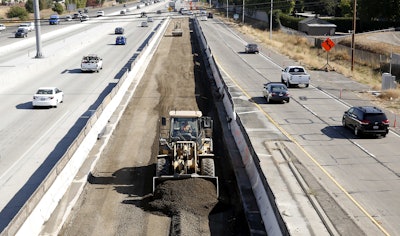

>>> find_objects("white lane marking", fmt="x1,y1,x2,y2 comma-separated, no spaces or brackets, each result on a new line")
0,111,70,185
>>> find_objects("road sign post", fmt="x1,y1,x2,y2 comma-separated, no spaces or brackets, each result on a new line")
321,38,335,71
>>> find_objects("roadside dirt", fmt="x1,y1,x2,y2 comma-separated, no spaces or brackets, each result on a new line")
58,18,244,235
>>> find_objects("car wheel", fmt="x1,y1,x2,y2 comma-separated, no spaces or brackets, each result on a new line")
305,84,309,87
354,126,360,136
286,98,290,103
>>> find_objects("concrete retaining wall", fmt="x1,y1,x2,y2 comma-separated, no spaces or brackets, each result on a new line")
1,18,170,236
193,18,287,235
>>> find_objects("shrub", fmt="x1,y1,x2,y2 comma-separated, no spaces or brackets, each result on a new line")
52,2,64,14
6,6,29,20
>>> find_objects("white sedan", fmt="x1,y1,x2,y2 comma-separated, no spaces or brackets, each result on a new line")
32,87,64,108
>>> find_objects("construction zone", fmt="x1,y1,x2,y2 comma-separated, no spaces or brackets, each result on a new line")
55,18,251,235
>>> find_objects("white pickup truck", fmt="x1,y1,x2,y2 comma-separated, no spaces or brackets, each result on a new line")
18,22,35,32
281,66,310,88
81,54,103,72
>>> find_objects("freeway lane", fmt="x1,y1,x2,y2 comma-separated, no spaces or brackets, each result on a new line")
199,18,400,235
0,2,166,231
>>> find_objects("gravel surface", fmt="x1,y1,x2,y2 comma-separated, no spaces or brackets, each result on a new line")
58,17,243,236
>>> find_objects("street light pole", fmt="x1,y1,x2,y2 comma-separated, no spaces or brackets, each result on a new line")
269,0,273,39
33,0,43,58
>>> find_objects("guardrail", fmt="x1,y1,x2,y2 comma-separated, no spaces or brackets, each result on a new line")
192,17,289,235
1,18,170,236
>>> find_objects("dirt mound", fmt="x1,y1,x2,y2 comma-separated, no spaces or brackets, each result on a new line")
150,178,218,216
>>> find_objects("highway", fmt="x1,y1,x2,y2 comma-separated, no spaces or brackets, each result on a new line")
198,17,400,235
0,1,166,231
1,3,400,235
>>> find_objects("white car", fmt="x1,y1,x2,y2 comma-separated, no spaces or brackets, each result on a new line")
18,22,35,32
0,24,6,31
141,21,148,27
147,17,153,22
97,10,105,17
80,14,90,21
32,87,64,108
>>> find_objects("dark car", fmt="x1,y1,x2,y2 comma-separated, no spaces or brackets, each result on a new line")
208,12,213,18
262,82,290,103
72,13,81,19
342,106,389,137
245,43,259,53
116,36,127,45
15,28,28,38
115,27,124,34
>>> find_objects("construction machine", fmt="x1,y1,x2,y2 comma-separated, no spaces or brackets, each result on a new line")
172,22,183,37
153,111,218,195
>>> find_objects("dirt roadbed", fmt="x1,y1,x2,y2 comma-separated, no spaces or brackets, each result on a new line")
55,18,246,235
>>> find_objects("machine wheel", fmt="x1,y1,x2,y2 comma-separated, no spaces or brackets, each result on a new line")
201,158,215,177
156,157,170,176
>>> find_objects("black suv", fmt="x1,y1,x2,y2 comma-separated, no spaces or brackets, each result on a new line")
342,106,389,137
15,28,28,38
245,43,259,54
115,27,124,34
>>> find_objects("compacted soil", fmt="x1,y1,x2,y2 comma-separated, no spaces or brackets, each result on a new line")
58,18,246,236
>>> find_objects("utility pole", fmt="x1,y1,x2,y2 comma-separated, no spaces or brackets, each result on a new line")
351,0,356,71
242,0,244,23
269,0,273,39
226,0,228,19
33,0,43,58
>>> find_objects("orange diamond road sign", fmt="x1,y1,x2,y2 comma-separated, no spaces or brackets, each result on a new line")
321,38,335,51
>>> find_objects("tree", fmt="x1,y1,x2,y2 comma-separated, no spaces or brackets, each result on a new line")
274,0,295,14
6,6,29,20
299,0,337,16
25,0,34,13
52,2,64,14
336,0,352,17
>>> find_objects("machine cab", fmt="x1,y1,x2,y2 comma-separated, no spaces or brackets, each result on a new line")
171,117,198,141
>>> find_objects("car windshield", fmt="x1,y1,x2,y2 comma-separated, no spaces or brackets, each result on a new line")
37,89,53,95
271,85,286,92
289,67,305,73
364,113,387,122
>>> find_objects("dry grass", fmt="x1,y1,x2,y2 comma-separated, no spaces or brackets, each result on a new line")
223,18,400,115
340,34,400,55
